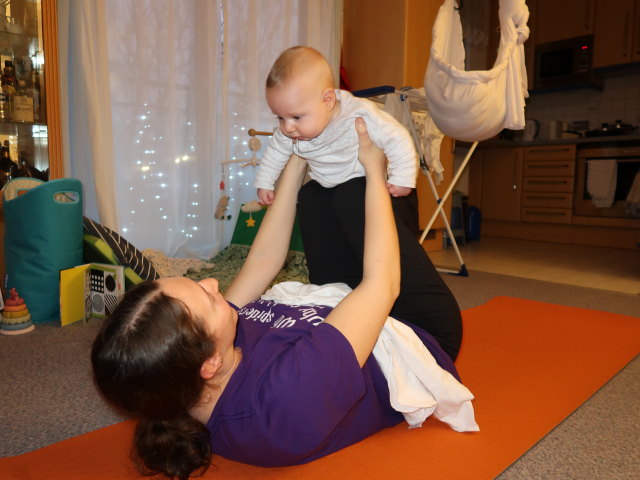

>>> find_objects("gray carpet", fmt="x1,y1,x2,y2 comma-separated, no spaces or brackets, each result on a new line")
1,270,638,479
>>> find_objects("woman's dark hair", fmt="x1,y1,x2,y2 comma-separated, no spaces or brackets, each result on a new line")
91,280,215,479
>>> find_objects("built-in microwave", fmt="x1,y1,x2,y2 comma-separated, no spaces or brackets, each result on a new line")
533,35,602,92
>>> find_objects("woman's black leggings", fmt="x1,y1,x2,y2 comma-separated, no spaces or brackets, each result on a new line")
297,177,463,361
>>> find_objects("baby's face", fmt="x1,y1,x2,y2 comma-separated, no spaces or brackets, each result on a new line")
266,79,334,142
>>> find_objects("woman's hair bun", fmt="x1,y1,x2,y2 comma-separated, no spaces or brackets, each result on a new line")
134,416,211,480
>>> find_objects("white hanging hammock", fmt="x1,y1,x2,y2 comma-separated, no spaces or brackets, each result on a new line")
425,0,530,142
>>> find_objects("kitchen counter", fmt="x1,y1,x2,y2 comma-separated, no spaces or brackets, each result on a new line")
472,132,640,149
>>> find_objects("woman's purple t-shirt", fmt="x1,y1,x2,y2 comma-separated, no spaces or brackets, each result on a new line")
206,299,458,467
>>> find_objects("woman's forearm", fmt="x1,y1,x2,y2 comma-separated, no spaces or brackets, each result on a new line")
360,154,400,297
325,118,400,366
225,155,307,307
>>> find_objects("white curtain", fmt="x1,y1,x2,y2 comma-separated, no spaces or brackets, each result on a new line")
58,0,342,259
58,0,119,231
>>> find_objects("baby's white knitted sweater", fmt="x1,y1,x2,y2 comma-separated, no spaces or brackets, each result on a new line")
254,89,418,190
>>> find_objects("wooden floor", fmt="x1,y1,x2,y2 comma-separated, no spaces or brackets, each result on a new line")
427,236,640,295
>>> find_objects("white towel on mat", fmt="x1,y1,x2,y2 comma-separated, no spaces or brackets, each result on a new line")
262,281,479,432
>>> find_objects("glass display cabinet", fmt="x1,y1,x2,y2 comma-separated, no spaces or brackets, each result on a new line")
0,0,60,279
0,0,61,187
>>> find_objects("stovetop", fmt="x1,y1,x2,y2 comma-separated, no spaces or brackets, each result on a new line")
585,120,638,137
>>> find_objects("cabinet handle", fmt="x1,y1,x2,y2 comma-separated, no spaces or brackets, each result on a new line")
527,164,570,169
524,210,566,216
526,195,566,200
528,147,572,154
527,180,569,185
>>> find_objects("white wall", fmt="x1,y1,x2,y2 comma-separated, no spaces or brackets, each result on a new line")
524,72,640,139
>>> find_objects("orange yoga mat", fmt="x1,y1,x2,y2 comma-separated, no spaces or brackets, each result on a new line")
2,296,639,480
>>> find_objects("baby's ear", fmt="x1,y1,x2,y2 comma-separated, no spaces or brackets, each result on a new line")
322,88,336,109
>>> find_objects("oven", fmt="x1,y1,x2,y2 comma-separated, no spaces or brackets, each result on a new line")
574,145,640,219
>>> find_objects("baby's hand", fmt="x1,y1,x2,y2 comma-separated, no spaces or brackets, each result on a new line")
387,184,412,197
257,188,275,205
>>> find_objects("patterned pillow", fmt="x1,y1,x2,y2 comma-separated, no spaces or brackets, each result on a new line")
82,217,160,282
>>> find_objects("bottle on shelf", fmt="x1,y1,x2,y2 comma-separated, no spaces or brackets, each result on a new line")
30,65,42,123
1,60,17,121
0,140,17,186
0,69,11,121
17,150,46,180
3,61,17,89
12,79,34,122
14,58,26,82
0,89,10,121
16,151,33,178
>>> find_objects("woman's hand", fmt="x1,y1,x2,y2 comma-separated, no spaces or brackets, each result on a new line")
355,117,386,176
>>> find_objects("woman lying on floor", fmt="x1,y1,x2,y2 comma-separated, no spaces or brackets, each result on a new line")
91,119,475,480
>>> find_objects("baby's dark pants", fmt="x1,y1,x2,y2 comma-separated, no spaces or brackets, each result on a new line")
297,177,463,361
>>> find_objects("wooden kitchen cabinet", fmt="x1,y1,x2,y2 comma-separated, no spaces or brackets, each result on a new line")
342,0,441,90
479,147,523,221
521,145,576,224
593,0,640,68
473,143,639,249
636,1,640,62
535,0,595,45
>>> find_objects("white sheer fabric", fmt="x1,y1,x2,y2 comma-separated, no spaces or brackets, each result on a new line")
58,0,342,259
58,0,119,231
424,0,529,142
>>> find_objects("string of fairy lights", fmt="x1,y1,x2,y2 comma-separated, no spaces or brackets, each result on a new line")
120,103,266,250
121,104,200,242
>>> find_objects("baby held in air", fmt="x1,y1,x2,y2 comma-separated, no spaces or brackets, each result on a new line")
255,46,417,205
